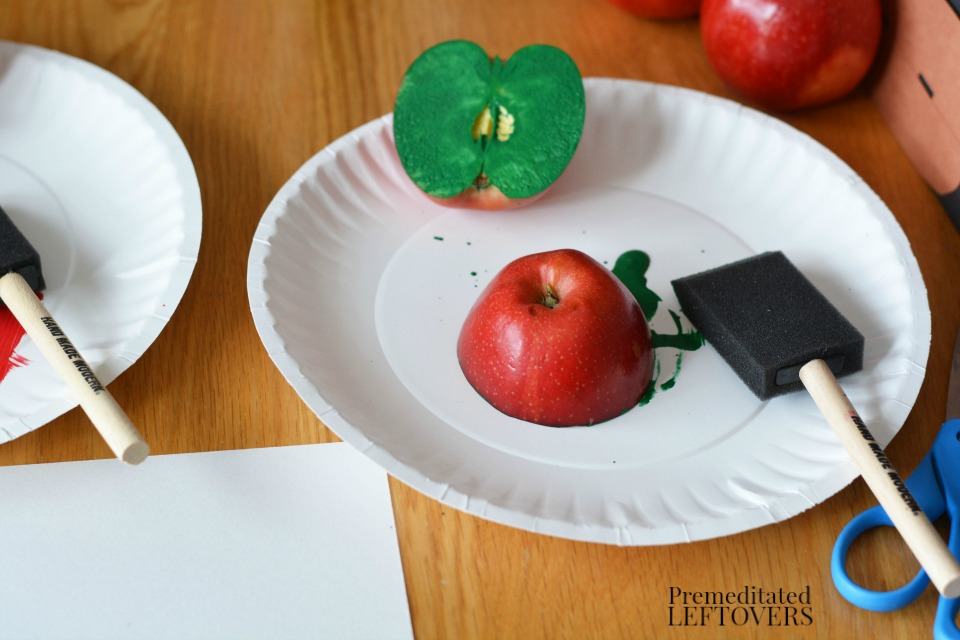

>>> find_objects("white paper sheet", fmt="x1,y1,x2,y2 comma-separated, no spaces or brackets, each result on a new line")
0,443,413,640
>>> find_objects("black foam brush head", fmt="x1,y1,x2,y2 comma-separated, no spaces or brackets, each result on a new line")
671,251,864,400
0,205,44,295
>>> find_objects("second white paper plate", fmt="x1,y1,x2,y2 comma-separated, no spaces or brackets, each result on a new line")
248,78,929,544
0,42,201,442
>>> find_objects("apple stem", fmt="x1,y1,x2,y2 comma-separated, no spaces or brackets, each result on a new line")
542,285,560,309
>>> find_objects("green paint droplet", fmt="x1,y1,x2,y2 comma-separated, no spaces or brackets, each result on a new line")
433,235,444,241
470,271,477,276
612,250,660,321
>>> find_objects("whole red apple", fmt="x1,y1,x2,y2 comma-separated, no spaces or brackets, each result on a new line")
701,0,882,111
610,0,700,19
457,249,654,427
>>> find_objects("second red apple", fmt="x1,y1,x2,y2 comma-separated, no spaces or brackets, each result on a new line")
701,0,882,111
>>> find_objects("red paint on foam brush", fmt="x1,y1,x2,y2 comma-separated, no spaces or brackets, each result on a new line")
0,292,40,382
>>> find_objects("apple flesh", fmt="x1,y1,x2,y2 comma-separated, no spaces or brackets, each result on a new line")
393,41,585,211
457,249,654,427
609,0,700,19
426,184,542,212
700,0,882,111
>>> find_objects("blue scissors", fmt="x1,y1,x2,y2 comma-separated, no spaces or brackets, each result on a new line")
832,331,960,639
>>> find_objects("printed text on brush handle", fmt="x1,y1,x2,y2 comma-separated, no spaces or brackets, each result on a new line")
851,413,922,515
40,317,105,393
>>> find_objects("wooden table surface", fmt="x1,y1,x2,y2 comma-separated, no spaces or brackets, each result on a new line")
1,1,958,638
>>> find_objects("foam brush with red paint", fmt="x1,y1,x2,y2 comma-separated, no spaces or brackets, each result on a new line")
0,205,149,464
0,295,33,381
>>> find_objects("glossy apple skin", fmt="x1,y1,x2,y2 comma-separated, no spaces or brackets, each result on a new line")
609,0,700,19
701,0,882,111
457,249,654,427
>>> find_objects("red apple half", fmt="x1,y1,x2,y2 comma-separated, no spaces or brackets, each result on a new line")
458,249,654,427
701,0,882,111
393,41,585,211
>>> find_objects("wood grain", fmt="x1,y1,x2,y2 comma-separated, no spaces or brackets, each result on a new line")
0,1,957,638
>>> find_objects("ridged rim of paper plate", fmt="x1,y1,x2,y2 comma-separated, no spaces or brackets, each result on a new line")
247,78,930,544
0,41,202,443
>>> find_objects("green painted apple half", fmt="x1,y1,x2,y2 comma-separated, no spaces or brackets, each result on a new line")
393,40,585,210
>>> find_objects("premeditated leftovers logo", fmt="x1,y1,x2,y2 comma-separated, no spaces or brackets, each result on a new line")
667,585,813,628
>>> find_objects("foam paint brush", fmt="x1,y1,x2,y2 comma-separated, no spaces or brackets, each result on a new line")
672,251,960,597
0,206,148,464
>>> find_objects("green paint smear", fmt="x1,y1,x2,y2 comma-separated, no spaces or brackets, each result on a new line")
659,351,683,391
651,310,705,351
637,357,661,407
612,250,704,407
613,250,660,321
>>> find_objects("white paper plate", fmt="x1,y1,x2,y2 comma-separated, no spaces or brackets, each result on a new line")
0,42,201,442
248,78,929,544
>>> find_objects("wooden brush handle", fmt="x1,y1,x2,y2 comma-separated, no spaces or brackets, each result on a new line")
0,272,149,465
800,359,960,598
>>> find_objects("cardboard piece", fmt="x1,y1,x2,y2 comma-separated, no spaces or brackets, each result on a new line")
872,0,960,226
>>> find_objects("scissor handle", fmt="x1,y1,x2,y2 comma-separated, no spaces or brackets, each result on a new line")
832,504,930,611
934,420,960,640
